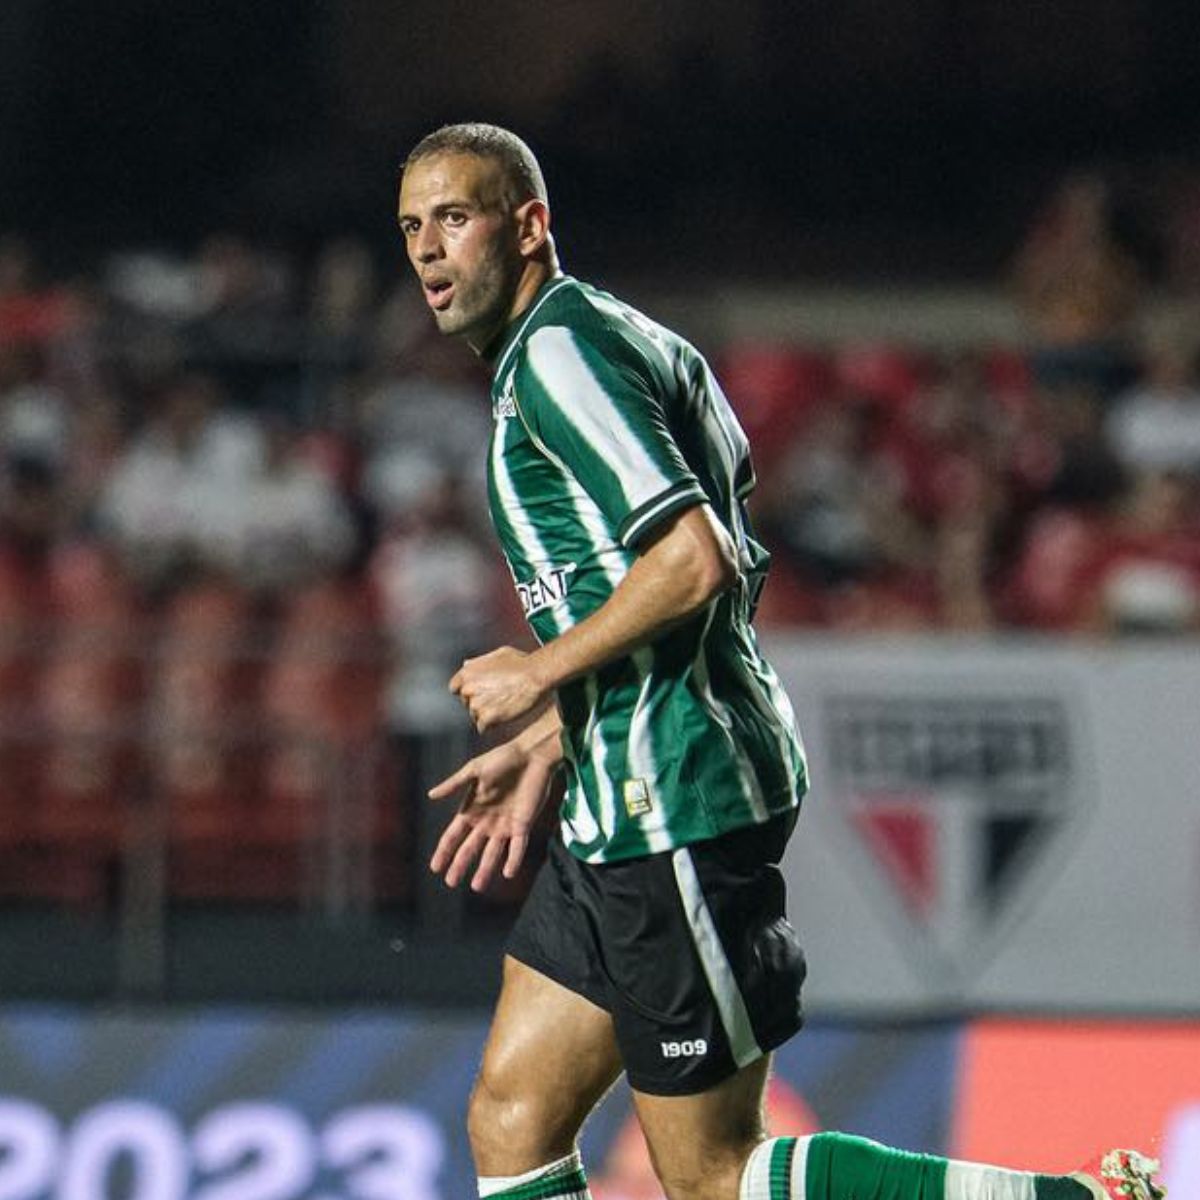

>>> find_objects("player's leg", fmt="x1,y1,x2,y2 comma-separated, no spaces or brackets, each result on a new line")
470,954,622,1197
738,1131,1109,1200
595,811,1149,1200
636,1063,1136,1200
631,1053,770,1200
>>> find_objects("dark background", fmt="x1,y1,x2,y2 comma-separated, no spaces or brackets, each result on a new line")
3,0,1197,280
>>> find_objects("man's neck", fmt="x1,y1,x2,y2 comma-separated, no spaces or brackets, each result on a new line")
471,261,560,360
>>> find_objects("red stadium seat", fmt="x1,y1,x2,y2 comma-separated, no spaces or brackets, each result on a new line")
40,545,142,846
149,582,290,903
0,550,46,811
716,343,832,469
258,578,393,905
0,542,136,907
833,343,930,411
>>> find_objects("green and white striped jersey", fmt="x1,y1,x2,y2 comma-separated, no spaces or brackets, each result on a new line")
486,275,807,862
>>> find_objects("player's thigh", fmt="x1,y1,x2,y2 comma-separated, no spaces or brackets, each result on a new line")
632,1054,771,1200
470,954,623,1173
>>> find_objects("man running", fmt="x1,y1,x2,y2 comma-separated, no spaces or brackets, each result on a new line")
396,121,1164,1200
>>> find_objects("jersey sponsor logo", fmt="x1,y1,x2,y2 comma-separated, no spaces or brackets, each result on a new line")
623,778,653,817
660,1038,708,1058
825,694,1086,982
515,562,576,617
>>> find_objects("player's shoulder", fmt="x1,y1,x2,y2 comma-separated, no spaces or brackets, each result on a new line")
516,276,686,380
524,276,628,347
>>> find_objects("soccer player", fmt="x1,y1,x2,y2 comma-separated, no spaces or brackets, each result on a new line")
396,123,1164,1200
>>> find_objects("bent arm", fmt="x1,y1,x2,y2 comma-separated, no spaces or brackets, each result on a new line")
530,502,737,692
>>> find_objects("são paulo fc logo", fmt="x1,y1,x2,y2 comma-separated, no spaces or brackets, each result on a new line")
824,693,1086,981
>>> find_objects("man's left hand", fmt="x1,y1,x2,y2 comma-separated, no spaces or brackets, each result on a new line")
451,646,548,731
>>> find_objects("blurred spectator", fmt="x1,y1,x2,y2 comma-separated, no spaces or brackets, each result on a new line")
359,330,491,526
0,235,79,344
309,237,378,340
1088,470,1200,635
1011,174,1144,398
754,397,926,589
98,371,263,593
1032,382,1127,511
0,341,69,473
0,455,61,563
205,413,357,598
194,233,293,323
1002,504,1106,632
1106,323,1200,475
370,475,505,734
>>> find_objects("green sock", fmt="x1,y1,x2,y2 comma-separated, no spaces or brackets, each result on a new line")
740,1134,1092,1199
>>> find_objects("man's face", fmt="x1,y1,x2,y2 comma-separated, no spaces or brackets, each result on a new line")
397,152,523,349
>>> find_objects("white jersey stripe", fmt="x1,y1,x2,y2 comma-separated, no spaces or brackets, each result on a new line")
490,422,565,633
526,325,676,512
491,276,573,382
628,647,672,854
492,415,607,847
585,671,618,843
944,1162,1036,1200
671,847,762,1069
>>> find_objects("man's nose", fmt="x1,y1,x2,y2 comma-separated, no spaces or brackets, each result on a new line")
412,224,442,262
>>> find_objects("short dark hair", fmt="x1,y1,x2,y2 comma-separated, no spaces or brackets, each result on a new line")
402,123,548,208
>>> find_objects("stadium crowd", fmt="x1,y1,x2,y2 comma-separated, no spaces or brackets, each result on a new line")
0,172,1197,907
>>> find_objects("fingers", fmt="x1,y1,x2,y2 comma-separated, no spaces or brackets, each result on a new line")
428,760,475,801
429,814,472,878
503,832,528,880
430,816,523,893
471,837,506,893
443,823,488,889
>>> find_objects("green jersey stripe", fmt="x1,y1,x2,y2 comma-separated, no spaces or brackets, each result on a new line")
690,607,770,823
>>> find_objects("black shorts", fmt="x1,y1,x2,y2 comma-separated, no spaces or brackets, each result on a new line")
506,811,806,1096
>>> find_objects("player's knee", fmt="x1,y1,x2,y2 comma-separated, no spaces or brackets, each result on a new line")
467,1067,575,1172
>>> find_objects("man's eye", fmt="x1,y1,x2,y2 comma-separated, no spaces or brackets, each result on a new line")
443,211,467,227
400,221,418,237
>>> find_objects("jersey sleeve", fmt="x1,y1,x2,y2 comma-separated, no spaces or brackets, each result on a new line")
517,324,707,548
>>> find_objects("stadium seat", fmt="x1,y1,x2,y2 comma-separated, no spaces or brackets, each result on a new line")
716,343,832,469
259,578,395,907
0,543,138,907
150,582,286,903
833,343,930,411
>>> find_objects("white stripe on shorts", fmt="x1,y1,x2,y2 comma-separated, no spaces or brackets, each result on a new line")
671,847,762,1069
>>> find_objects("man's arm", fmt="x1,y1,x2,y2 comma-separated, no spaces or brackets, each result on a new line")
451,502,737,731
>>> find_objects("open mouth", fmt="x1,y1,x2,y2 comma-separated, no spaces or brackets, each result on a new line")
424,279,454,311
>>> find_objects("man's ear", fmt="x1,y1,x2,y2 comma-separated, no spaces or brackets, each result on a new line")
515,198,550,257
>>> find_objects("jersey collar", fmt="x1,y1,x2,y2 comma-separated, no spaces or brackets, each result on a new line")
485,274,574,378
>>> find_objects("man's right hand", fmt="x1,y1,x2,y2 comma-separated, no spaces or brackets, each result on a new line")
427,730,560,894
